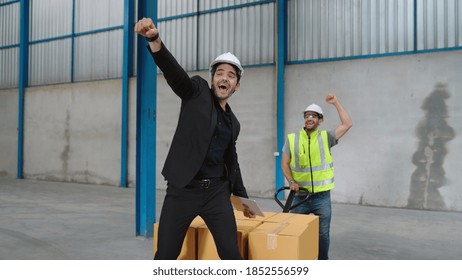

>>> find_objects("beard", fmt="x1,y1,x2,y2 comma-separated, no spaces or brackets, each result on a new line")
211,84,234,101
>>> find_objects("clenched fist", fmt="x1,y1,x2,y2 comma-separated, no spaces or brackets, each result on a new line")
134,17,158,39
134,17,161,52
326,93,338,104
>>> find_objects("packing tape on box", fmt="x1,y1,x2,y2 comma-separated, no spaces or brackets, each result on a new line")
266,223,289,250
279,215,297,223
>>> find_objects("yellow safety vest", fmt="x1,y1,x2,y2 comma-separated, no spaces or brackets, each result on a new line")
287,129,334,193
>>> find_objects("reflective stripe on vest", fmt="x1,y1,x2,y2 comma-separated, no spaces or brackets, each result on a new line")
288,129,334,193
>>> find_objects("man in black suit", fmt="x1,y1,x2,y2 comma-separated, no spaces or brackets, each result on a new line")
135,18,254,260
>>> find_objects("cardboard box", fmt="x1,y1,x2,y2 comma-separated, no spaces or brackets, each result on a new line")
197,219,262,260
248,214,319,260
233,210,278,222
153,216,205,260
264,212,319,225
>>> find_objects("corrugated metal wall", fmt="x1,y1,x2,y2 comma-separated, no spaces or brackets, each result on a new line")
157,0,275,72
0,2,19,45
29,0,72,41
28,0,72,85
288,0,415,61
74,0,124,81
75,0,123,32
288,0,461,62
29,39,72,85
74,30,123,81
0,1,20,88
416,0,461,50
157,0,198,71
0,0,124,87
0,47,19,88
1,0,461,88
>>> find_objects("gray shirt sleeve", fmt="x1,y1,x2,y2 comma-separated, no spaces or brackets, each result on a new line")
282,137,290,156
327,129,338,148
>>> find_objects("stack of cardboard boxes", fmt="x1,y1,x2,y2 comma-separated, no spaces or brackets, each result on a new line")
153,211,319,260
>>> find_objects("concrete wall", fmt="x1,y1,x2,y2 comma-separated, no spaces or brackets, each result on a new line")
0,50,460,211
0,89,18,177
7,80,138,187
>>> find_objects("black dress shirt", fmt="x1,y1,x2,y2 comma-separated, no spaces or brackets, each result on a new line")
195,101,233,179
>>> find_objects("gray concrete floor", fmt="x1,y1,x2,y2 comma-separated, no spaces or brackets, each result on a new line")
1,178,461,260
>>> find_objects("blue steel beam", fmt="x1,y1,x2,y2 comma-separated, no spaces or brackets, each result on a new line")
17,0,29,179
414,0,418,51
135,0,157,237
120,0,134,188
71,0,76,82
275,0,287,198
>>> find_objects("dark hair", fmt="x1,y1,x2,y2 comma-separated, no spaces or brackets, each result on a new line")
211,63,241,82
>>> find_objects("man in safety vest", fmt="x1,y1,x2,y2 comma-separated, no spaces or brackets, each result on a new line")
281,93,352,260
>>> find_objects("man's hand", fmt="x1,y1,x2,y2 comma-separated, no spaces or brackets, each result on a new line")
134,17,161,52
134,17,158,38
243,208,256,219
289,181,300,192
326,93,338,104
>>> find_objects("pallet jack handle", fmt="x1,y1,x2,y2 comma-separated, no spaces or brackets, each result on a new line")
274,187,310,213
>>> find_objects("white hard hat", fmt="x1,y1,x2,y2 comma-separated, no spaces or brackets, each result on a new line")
303,104,323,116
209,52,244,78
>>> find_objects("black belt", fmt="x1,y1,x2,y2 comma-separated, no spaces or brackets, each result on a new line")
187,177,225,189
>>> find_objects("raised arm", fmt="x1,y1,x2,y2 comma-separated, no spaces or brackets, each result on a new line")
134,17,162,52
134,18,197,100
326,93,352,140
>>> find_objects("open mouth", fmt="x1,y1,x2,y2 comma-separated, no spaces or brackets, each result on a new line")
218,84,228,90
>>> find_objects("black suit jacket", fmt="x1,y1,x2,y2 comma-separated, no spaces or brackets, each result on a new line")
149,44,248,198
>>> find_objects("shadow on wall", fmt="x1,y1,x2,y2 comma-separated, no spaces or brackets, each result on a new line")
407,83,455,211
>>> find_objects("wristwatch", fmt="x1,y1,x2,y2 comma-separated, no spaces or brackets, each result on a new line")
289,180,296,184
146,33,159,42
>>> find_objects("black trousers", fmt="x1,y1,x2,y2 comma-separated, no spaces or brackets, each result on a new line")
154,180,242,260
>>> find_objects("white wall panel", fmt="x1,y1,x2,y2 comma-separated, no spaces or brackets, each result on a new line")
198,2,275,71
289,0,461,62
74,30,123,81
0,48,19,88
0,2,19,46
416,0,461,50
75,0,124,32
158,17,197,71
30,0,72,41
0,2,19,88
157,0,274,72
158,0,197,18
288,0,415,61
29,39,71,86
